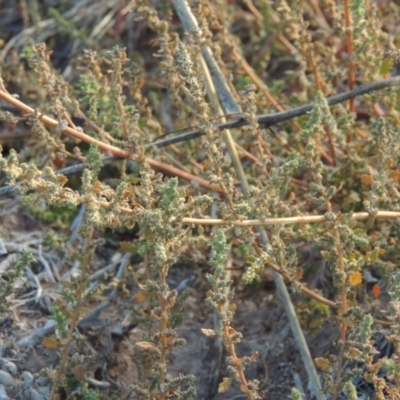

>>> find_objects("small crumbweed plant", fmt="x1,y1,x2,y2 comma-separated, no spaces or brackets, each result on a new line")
1,1,400,399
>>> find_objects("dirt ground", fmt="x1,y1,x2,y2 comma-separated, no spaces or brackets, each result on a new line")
0,196,341,399
1,2,398,399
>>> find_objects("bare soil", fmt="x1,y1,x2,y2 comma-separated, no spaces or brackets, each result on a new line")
0,197,340,399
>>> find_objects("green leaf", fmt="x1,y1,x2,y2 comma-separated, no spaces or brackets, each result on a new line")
120,241,138,253
380,58,393,75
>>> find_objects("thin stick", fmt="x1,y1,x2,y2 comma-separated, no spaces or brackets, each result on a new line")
180,211,400,226
152,76,400,148
1,76,398,175
0,90,218,193
344,0,356,116
173,0,326,397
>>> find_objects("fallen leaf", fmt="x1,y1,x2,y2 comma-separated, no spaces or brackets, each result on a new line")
315,357,331,371
372,284,381,298
71,365,86,381
218,377,232,393
42,336,59,350
135,341,157,350
249,352,259,362
201,328,216,337
360,175,373,185
227,327,237,337
389,170,400,181
132,292,148,302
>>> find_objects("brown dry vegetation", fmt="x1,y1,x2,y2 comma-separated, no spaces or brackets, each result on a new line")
1,1,400,400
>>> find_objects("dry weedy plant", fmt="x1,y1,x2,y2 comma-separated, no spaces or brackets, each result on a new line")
1,1,400,399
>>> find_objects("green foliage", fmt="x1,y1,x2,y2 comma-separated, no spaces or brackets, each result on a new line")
81,387,101,400
0,250,35,316
1,1,400,399
51,303,69,339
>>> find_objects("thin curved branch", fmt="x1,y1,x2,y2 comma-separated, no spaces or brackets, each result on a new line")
181,211,400,226
152,75,400,148
267,261,392,327
0,89,218,193
0,76,399,197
